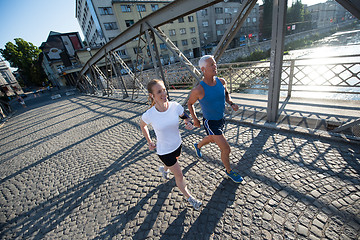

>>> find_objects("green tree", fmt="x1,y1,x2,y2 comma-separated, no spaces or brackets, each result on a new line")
287,0,304,24
286,0,313,33
0,38,46,86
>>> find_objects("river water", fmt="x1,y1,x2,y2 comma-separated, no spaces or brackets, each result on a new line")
283,26,360,100
247,25,360,101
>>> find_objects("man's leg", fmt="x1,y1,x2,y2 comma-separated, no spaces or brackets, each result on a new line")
211,134,231,173
197,135,214,148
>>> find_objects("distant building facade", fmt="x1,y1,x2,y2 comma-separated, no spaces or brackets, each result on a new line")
76,0,114,47
0,60,23,97
40,31,84,87
306,0,351,29
76,0,201,68
196,0,259,54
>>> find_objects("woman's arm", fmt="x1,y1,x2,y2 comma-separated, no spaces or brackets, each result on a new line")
140,119,156,150
180,112,194,130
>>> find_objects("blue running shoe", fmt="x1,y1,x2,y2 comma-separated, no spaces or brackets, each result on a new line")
226,170,245,184
193,143,202,158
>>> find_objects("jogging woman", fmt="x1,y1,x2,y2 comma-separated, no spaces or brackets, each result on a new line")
140,79,202,210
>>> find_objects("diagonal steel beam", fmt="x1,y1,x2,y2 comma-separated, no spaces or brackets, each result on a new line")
213,0,258,62
79,0,223,77
335,0,360,19
145,22,202,82
111,51,147,97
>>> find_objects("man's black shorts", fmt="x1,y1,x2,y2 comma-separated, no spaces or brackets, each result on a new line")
203,118,225,135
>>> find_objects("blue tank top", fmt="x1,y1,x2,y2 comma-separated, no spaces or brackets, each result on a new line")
199,77,225,120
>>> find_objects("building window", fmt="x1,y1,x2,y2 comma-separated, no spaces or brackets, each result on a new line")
191,37,197,44
190,27,196,33
225,18,232,24
215,7,223,14
201,9,208,16
137,4,146,12
202,21,209,27
169,29,176,36
180,28,186,35
173,41,178,47
56,65,64,73
182,39,188,46
133,47,142,54
178,17,184,23
188,16,194,22
104,22,118,30
99,7,113,15
184,50,193,58
203,32,208,39
225,8,231,13
118,49,127,56
160,43,167,50
253,17,257,23
151,4,159,11
125,20,134,27
216,19,224,25
121,5,131,12
217,30,224,36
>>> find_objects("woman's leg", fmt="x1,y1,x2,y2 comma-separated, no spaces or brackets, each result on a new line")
168,161,191,199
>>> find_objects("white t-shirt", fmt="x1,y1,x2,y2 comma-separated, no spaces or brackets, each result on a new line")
142,101,184,155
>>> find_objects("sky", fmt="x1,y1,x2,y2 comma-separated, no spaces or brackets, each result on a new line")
0,0,83,54
1,0,328,67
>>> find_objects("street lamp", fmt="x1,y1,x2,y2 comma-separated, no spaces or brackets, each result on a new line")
87,47,93,57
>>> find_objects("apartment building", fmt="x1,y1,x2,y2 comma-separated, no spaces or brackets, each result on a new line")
112,0,200,67
76,0,200,68
197,0,259,54
40,31,84,87
76,0,111,47
306,0,350,29
0,60,22,97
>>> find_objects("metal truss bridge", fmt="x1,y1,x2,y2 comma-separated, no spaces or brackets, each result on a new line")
75,0,360,137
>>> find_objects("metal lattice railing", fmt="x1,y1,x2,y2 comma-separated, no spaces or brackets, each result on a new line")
281,55,360,98
215,54,360,99
115,54,360,99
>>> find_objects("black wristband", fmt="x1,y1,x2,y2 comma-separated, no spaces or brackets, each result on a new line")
180,112,190,119
230,102,234,106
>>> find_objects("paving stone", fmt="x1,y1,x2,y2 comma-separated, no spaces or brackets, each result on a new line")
0,95,359,239
297,224,309,237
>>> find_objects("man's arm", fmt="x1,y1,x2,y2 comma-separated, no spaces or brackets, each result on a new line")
220,78,239,111
187,87,201,128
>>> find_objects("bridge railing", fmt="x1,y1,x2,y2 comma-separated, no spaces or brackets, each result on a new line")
217,54,360,100
91,53,360,101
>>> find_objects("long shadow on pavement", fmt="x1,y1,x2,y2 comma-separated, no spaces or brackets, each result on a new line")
0,98,143,182
94,159,199,239
0,138,148,239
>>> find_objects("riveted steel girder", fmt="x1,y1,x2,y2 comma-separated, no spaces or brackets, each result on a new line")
213,0,258,62
336,0,360,19
79,0,223,76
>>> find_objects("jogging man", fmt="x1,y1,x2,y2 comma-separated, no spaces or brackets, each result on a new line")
187,55,244,183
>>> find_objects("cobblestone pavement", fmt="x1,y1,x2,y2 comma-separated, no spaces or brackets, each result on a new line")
0,95,359,239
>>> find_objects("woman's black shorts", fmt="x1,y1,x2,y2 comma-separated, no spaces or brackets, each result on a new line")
158,144,182,167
